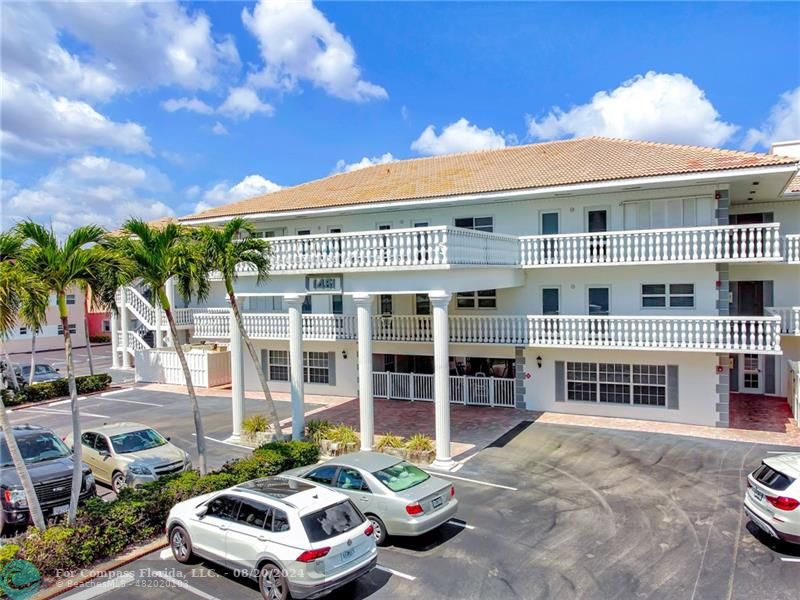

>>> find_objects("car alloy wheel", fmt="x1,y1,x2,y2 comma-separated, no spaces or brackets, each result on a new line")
260,564,287,600
171,528,189,562
112,472,126,494
368,515,387,546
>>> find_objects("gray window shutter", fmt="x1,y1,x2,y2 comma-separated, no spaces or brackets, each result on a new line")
667,365,679,409
555,361,565,402
763,281,774,308
261,349,270,381
730,356,739,392
730,283,739,316
763,212,773,223
765,355,775,394
328,352,336,386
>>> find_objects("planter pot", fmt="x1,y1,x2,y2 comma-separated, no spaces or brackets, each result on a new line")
240,430,277,447
381,447,407,460
406,450,435,466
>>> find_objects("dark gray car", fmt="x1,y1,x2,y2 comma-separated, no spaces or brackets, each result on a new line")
283,451,458,545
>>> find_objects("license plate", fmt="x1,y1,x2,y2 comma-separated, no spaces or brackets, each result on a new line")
431,496,443,509
340,548,355,562
52,504,69,516
752,488,764,502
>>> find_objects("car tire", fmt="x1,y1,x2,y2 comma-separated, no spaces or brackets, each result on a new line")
367,514,388,546
111,471,126,494
170,525,194,564
258,562,288,600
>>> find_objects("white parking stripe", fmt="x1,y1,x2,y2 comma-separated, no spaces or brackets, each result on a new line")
19,407,111,419
159,548,173,560
151,571,223,600
448,519,475,530
375,564,416,581
425,471,518,492
100,389,137,397
780,557,800,562
100,397,163,407
62,573,134,599
192,433,252,449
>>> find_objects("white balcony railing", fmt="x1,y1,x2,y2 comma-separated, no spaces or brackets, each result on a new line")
372,371,515,407
194,312,781,353
786,234,800,263
520,223,782,267
232,226,519,274
766,307,800,335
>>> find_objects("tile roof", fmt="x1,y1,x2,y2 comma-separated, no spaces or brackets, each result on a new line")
183,137,799,221
788,174,800,194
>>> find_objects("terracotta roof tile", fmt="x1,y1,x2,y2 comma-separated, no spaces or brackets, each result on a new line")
183,137,799,221
788,174,800,193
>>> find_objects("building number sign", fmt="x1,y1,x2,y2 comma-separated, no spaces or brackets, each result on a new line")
305,275,342,293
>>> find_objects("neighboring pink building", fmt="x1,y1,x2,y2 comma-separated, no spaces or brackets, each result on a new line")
85,288,112,340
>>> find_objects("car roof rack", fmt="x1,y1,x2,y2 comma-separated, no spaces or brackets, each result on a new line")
234,476,316,508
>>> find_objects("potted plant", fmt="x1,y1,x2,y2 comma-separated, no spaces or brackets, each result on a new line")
325,424,359,457
240,415,276,446
375,433,405,459
404,433,435,465
305,419,333,453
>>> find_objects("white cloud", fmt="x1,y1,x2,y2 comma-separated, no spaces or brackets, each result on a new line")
162,97,214,115
195,175,282,213
742,88,800,150
334,152,395,173
411,118,507,156
212,122,229,135
218,87,274,119
0,75,152,159
241,0,386,102
527,71,738,147
1,155,174,238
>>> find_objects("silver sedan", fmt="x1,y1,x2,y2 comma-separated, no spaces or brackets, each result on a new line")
282,451,458,545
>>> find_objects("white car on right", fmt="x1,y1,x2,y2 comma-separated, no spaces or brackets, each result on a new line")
744,452,800,545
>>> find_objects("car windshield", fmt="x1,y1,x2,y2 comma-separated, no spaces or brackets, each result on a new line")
301,500,364,543
0,433,71,466
109,429,167,454
19,366,30,377
372,461,430,492
35,365,57,375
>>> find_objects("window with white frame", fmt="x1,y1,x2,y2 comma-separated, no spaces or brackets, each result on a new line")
267,350,331,384
57,323,77,335
641,284,695,308
19,326,27,335
102,320,110,332
566,361,667,407
454,216,493,232
456,289,496,309
66,294,76,305
414,294,431,315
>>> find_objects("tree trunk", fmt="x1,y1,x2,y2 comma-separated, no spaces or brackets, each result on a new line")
0,381,46,530
159,288,207,475
3,346,19,392
59,293,83,526
84,318,94,376
227,286,285,441
29,330,36,386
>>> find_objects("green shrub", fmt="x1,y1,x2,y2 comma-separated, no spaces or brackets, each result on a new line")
4,374,112,406
305,419,332,443
21,526,78,577
242,414,270,435
326,423,359,446
256,440,319,467
89,335,111,344
405,433,434,453
376,433,404,450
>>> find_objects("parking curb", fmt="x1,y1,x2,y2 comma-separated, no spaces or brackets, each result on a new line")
32,536,168,599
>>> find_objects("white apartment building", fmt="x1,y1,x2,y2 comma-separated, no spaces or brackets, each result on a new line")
5,288,87,354
112,137,800,469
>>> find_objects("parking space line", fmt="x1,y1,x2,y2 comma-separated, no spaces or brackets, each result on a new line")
426,472,518,491
375,564,416,581
100,397,164,407
63,573,134,600
100,388,137,397
159,548,173,560
448,519,475,530
151,571,223,600
780,557,800,562
192,433,252,449
19,407,111,419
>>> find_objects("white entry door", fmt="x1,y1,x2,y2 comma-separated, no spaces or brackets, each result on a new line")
740,354,764,393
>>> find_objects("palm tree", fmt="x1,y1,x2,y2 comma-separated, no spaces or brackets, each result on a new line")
110,219,211,474
0,231,48,530
197,218,284,440
15,221,108,525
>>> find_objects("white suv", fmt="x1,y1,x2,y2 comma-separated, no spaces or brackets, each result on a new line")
166,476,378,599
744,453,800,545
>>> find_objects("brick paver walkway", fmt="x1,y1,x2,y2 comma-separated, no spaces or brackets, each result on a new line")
729,392,798,434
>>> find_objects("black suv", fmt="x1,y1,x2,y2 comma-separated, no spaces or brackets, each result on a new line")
0,424,96,535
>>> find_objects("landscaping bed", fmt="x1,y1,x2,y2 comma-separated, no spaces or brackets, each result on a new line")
307,420,436,465
1,374,113,407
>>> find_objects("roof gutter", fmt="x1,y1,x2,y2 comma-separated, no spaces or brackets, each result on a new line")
180,163,799,225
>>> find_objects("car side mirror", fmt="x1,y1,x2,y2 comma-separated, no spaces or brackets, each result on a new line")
98,450,110,457
195,507,207,519
55,368,60,372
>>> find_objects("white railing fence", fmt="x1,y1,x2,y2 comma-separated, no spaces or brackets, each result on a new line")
765,307,800,335
194,312,357,340
373,371,515,407
125,330,150,354
786,234,800,263
520,223,782,267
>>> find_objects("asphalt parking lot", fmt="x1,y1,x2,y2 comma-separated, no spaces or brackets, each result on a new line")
47,410,799,600
8,343,116,380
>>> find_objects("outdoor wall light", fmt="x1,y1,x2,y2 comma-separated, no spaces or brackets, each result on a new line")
536,356,542,368
342,350,348,359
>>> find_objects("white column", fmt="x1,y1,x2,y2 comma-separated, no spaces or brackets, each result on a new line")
353,293,374,451
229,306,245,441
430,292,454,470
164,277,176,347
120,287,131,369
155,297,164,349
110,309,120,369
285,294,305,441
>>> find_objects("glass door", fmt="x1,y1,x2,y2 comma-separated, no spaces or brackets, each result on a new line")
741,354,763,393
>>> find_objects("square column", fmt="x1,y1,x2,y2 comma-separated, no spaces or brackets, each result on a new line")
155,297,164,349
110,309,120,369
285,294,305,441
430,292,454,470
353,293,374,451
120,287,131,369
229,307,245,440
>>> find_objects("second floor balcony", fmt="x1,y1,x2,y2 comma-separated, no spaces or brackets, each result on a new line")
192,312,782,354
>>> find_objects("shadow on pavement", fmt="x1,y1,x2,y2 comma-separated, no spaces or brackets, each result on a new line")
387,520,465,552
745,521,800,557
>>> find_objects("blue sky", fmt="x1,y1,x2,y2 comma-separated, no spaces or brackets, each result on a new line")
1,1,798,237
